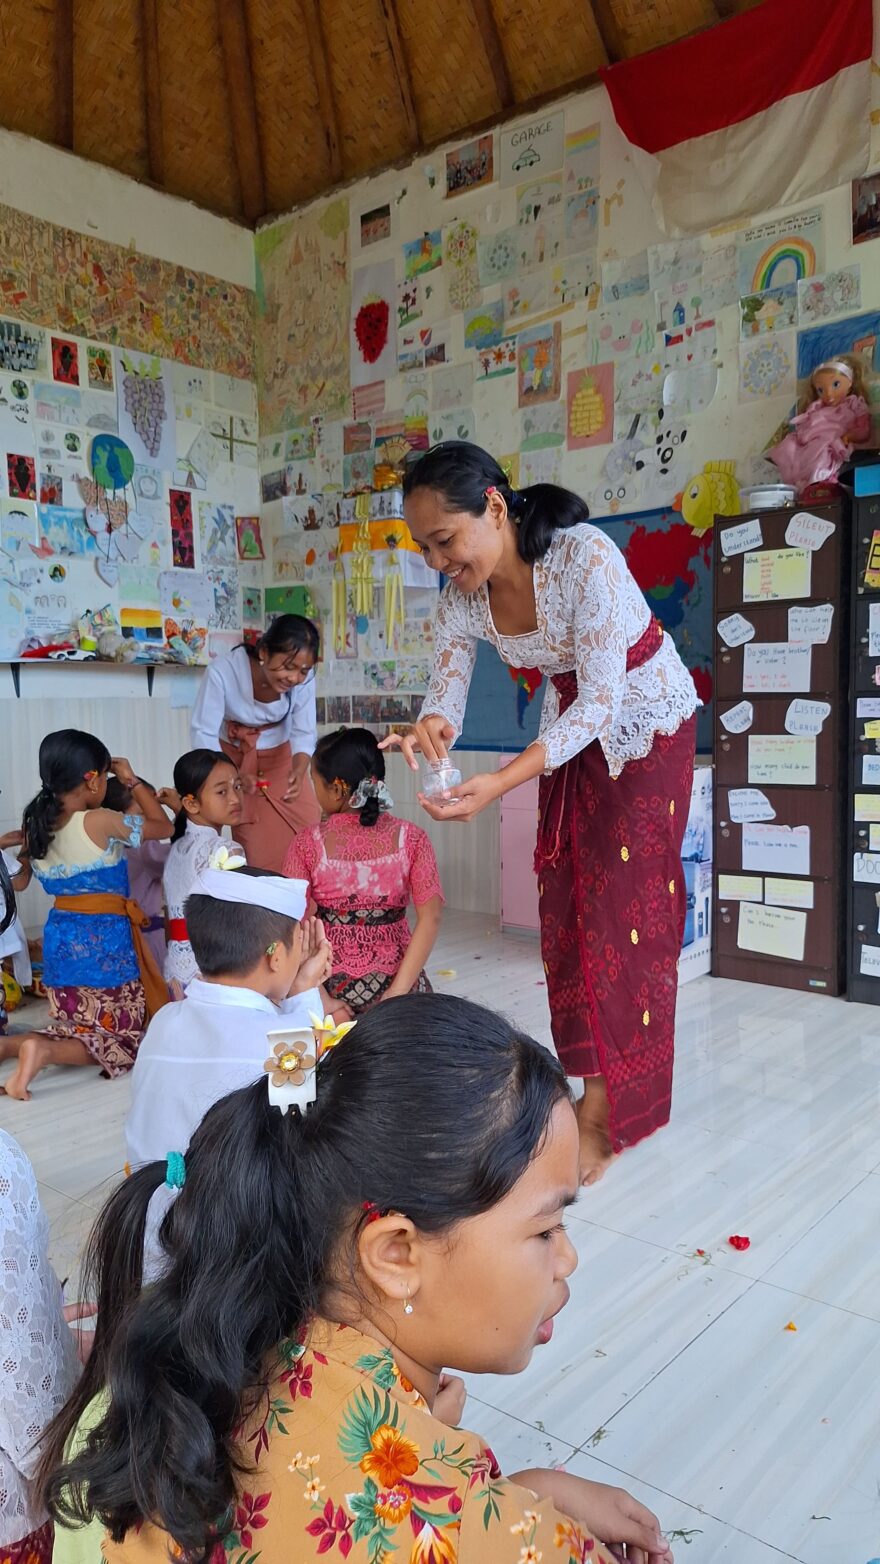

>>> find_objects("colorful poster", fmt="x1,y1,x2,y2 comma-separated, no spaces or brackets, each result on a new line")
567,365,614,449
350,260,397,388
402,231,442,278
445,134,494,196
517,322,562,408
169,489,195,569
235,514,264,560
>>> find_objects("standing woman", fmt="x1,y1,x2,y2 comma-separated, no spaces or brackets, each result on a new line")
190,615,320,872
386,443,698,1183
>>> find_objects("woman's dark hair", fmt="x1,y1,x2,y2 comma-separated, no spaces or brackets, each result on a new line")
22,730,111,860
313,726,385,826
0,853,14,936
170,749,234,842
38,994,570,1558
245,614,320,665
185,866,298,975
403,441,589,564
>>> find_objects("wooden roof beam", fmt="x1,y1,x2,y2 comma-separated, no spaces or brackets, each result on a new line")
589,0,626,63
469,0,513,109
54,0,74,149
378,0,420,148
300,0,343,182
216,0,267,224
140,0,165,184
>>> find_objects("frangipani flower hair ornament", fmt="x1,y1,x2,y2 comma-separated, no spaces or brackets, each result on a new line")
209,843,248,870
265,1015,357,1115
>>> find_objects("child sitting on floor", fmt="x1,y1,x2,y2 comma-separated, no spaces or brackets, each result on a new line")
39,994,672,1564
162,749,246,991
0,732,172,1100
284,727,443,1014
126,862,332,1277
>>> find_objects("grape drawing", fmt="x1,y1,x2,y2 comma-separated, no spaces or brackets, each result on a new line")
121,354,167,458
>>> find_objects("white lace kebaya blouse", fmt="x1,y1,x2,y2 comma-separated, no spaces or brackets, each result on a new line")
0,1131,78,1545
420,524,699,777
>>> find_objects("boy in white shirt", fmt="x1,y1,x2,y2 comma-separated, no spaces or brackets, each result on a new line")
126,864,331,1172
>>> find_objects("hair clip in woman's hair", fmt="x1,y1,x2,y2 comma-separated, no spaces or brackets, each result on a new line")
484,485,498,500
349,777,394,813
83,770,98,783
362,1201,382,1223
209,844,248,871
264,1029,318,1114
265,1014,357,1115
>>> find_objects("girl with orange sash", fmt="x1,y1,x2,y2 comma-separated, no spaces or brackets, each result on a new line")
0,732,171,1101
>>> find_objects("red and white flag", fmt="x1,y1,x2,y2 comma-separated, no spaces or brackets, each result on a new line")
601,0,872,235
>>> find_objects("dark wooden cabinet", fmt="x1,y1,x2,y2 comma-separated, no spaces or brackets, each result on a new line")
712,500,849,995
847,491,880,1002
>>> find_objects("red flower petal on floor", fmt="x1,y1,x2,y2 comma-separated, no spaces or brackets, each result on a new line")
728,1234,750,1251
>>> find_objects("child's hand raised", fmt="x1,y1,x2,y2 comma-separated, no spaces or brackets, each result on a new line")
157,787,182,814
432,1373,466,1427
293,917,334,992
111,756,137,789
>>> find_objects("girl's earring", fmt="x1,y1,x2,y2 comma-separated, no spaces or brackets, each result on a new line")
403,1285,414,1317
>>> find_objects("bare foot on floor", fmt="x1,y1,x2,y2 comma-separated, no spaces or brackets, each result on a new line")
577,1118,616,1186
3,1036,52,1100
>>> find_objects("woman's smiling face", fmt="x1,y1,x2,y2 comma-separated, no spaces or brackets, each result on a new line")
404,487,507,594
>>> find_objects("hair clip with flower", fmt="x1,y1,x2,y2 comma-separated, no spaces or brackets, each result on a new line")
264,1014,357,1115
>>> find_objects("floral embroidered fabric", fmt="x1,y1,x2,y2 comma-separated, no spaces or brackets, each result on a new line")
421,523,699,776
31,814,144,988
163,824,246,988
0,1132,78,1545
102,1320,614,1564
284,814,443,980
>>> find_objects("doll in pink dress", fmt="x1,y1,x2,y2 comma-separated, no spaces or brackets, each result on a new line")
771,355,871,493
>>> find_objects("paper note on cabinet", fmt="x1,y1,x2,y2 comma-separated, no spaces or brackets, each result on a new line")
869,602,880,658
788,603,833,644
748,735,816,786
861,944,880,977
870,825,880,850
853,851,880,884
719,699,754,733
742,824,810,875
727,787,776,823
784,698,830,735
720,518,762,557
854,793,880,822
784,511,835,551
741,548,811,603
717,612,755,648
742,642,811,693
857,698,880,718
863,756,880,786
864,720,880,739
764,877,815,910
737,901,806,962
718,874,763,901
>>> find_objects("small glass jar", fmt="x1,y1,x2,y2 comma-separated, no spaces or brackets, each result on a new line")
422,758,463,799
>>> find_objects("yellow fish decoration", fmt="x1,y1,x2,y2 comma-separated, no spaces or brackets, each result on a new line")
673,460,740,536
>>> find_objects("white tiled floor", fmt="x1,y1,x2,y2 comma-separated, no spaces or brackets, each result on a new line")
3,914,880,1563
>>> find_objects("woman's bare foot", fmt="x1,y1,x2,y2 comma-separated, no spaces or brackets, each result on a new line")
3,1035,52,1100
576,1078,617,1186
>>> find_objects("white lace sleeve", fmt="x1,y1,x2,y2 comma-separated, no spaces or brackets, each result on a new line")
0,1131,78,1537
539,531,631,771
419,585,478,740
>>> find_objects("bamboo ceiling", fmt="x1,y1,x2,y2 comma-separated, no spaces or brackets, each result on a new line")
0,0,765,227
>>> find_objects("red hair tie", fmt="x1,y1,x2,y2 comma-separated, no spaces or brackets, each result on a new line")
484,486,497,500
362,1201,382,1223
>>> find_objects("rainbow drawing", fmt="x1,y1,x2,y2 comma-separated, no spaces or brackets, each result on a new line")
565,124,599,159
749,240,818,293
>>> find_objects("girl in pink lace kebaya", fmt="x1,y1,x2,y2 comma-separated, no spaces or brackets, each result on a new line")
283,727,443,1016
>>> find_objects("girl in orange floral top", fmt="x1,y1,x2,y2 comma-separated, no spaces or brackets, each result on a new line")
38,995,673,1564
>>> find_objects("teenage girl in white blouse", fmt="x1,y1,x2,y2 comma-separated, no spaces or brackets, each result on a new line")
384,442,698,1184
190,615,320,871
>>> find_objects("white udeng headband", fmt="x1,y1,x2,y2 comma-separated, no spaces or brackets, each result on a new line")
193,865,308,921
815,359,854,382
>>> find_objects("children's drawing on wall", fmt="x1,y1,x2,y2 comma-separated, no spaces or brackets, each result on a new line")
673,460,740,536
360,203,391,247
402,230,442,278
7,453,36,500
463,300,504,351
475,337,517,380
86,345,114,390
739,283,798,338
738,335,796,402
797,266,861,325
51,337,79,385
517,322,562,408
735,208,823,296
521,402,566,452
117,351,175,469
235,514,264,561
567,365,613,449
169,489,195,569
